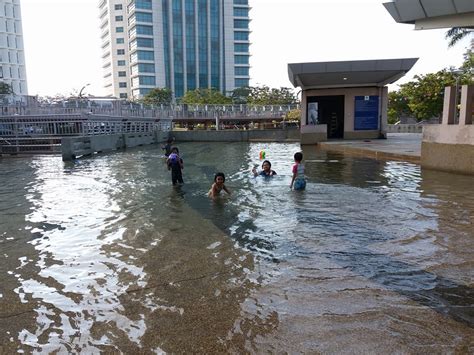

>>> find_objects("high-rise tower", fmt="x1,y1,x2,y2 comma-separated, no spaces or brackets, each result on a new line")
0,0,28,95
99,0,250,100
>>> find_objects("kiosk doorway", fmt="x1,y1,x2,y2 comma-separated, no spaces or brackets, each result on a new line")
307,95,344,139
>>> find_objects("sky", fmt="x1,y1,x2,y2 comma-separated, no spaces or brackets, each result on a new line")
20,0,472,97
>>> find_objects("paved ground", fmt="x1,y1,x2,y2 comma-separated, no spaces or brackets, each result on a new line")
317,133,422,163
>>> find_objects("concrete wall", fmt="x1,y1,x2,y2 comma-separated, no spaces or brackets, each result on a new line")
421,85,474,175
171,128,300,142
301,86,388,143
62,130,169,161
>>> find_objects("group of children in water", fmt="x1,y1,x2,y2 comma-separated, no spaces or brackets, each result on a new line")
162,137,306,199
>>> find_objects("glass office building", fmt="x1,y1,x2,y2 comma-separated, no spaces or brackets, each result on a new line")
99,0,251,100
0,0,28,95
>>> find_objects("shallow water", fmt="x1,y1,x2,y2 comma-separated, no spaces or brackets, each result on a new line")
0,142,473,353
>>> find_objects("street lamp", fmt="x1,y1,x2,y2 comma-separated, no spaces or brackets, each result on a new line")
79,83,91,98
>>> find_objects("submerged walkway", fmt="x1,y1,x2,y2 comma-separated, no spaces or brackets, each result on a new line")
317,133,422,163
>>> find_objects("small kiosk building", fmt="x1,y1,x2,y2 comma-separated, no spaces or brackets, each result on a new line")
288,58,418,144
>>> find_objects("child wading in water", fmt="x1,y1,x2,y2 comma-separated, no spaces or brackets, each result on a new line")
208,172,231,199
290,152,306,190
166,147,184,185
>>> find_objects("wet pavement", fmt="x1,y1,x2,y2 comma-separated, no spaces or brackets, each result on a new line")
318,133,422,163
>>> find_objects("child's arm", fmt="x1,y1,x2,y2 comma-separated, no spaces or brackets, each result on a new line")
180,158,184,169
290,164,297,189
208,183,217,199
252,167,258,177
223,184,231,195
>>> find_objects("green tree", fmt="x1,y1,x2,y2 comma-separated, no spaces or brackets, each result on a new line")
230,86,252,104
180,88,232,105
399,70,458,121
246,85,298,105
142,87,173,105
387,90,412,123
445,27,472,47
0,82,13,95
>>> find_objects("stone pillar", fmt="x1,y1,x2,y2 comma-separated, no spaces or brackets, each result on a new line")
441,86,456,125
459,85,473,125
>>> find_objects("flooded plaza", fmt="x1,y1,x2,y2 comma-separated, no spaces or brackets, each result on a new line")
0,142,472,353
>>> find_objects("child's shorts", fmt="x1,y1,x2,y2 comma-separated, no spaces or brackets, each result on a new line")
294,179,306,190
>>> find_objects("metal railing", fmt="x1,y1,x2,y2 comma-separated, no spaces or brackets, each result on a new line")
0,102,300,120
0,114,171,155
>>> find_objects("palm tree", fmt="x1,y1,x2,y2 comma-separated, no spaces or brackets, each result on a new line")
445,27,473,48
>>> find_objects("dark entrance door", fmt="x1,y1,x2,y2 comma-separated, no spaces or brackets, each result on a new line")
307,95,344,139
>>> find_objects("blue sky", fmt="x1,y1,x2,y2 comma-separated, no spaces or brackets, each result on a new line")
21,0,472,96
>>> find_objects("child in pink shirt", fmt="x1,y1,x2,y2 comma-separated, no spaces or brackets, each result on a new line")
290,152,306,190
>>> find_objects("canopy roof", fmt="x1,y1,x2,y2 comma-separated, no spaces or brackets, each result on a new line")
383,0,474,29
287,58,418,90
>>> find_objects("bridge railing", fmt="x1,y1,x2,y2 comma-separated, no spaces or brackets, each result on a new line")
0,114,171,154
1,103,300,119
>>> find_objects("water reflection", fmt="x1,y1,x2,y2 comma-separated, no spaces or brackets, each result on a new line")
0,142,472,352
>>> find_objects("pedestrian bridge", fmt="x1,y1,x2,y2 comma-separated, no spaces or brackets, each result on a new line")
0,104,300,155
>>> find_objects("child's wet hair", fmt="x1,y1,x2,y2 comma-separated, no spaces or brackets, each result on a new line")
262,160,271,168
171,146,179,154
214,172,225,182
294,152,303,162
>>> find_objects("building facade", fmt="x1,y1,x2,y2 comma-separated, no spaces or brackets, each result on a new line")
99,0,251,100
0,0,28,96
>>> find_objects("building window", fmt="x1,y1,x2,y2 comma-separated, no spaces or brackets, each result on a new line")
235,78,249,87
136,37,154,48
135,12,153,22
234,19,249,29
234,0,248,4
116,26,124,33
115,15,123,21
139,76,156,85
233,8,249,17
234,55,249,64
116,38,124,44
119,93,128,98
114,4,123,10
117,49,125,55
136,0,152,10
135,24,153,35
235,67,249,76
137,50,154,60
118,71,126,77
117,60,126,66
139,88,152,95
119,82,127,88
234,31,249,41
138,63,155,73
234,43,249,52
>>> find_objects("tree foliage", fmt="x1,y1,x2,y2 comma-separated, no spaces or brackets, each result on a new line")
388,52,473,122
230,85,298,105
0,82,13,95
445,27,472,48
180,88,232,105
142,87,173,105
387,90,411,123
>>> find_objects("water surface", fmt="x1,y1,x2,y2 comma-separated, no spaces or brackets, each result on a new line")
0,142,472,353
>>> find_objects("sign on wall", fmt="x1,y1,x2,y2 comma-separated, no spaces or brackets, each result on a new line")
354,96,379,130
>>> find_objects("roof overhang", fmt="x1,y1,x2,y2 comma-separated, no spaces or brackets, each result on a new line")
287,58,419,90
383,0,474,30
